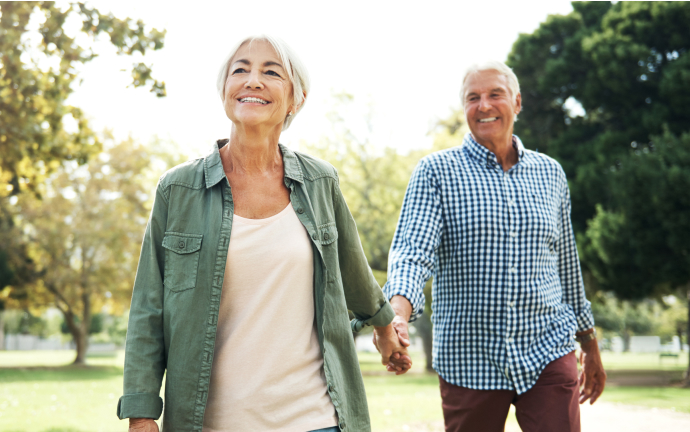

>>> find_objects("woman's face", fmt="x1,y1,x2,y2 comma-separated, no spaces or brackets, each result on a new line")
223,40,294,131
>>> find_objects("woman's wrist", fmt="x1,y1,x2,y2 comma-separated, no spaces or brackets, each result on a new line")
373,323,395,335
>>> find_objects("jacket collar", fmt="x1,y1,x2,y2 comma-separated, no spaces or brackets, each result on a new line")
204,139,304,189
463,133,525,169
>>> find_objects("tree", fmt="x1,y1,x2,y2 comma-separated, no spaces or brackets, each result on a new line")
7,138,182,363
0,1,166,313
507,1,690,382
303,93,465,271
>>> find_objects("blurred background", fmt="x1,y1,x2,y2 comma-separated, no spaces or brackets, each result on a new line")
0,1,689,431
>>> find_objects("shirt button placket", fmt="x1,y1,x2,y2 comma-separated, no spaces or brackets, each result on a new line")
504,172,516,374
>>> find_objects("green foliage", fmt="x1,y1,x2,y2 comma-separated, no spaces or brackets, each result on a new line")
0,2,166,313
0,1,166,197
506,1,690,300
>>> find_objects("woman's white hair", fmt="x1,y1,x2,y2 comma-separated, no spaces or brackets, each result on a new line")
460,61,520,108
216,35,310,130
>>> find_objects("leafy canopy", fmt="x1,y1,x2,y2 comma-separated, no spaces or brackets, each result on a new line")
507,1,690,299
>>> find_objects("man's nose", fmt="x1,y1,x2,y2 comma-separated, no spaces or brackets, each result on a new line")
478,95,492,111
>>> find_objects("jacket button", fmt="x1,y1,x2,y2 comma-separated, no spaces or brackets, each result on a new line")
178,241,185,249
324,232,330,240
339,420,346,429
311,233,317,240
297,207,304,214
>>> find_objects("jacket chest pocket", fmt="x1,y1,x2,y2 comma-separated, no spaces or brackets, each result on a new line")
162,232,203,292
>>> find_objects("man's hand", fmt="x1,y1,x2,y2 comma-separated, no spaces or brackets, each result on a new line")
373,324,412,375
129,418,159,432
578,333,606,405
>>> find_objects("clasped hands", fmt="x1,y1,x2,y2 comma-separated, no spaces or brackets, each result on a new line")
372,314,413,375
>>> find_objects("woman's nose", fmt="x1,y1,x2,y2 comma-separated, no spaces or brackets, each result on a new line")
244,71,264,89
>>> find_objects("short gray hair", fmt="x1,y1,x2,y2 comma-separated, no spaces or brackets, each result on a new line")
460,61,520,109
216,35,310,130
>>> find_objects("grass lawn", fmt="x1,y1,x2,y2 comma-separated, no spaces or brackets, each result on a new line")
600,351,689,372
0,350,688,431
602,386,690,414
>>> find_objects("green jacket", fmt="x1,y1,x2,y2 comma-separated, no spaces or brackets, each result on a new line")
117,140,394,432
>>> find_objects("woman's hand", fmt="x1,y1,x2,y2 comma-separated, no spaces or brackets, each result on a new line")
373,323,412,375
129,418,159,432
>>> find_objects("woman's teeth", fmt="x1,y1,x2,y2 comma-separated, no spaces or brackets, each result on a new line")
240,97,268,104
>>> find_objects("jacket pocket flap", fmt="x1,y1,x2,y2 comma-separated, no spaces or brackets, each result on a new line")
162,232,203,254
316,223,338,245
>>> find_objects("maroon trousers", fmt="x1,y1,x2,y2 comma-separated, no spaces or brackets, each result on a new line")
439,352,580,432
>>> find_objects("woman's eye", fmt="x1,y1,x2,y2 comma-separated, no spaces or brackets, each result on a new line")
266,70,281,77
232,68,247,74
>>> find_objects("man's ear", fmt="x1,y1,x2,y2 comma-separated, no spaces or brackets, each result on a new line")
515,92,522,114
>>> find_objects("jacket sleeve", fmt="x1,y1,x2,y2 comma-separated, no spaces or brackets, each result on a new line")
555,179,595,333
117,182,168,419
383,159,443,322
332,174,395,330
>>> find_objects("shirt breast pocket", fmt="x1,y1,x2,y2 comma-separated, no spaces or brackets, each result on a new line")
316,222,338,246
162,232,203,292
526,192,559,249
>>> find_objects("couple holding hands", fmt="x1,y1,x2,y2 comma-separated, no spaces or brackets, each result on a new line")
118,35,606,432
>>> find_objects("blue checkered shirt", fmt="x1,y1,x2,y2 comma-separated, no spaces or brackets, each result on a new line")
384,133,594,394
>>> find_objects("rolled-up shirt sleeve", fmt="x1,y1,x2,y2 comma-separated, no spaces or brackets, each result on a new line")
384,159,443,322
555,179,595,332
118,181,168,420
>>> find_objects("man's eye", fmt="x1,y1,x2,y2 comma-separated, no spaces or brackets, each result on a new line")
232,68,247,74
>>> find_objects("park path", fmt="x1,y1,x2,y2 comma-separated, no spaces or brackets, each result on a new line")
580,402,690,432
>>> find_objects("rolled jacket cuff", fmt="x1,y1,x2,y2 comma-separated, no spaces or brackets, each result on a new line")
117,393,164,420
362,300,396,328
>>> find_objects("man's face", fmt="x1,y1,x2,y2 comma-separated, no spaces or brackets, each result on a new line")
463,70,521,146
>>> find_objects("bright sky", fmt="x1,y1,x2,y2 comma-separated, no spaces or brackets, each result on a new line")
66,0,574,158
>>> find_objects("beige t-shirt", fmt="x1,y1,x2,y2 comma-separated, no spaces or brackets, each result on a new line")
202,204,338,432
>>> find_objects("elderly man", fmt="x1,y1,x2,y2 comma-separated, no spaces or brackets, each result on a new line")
381,62,606,432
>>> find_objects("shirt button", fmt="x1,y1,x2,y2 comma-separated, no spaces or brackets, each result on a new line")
178,241,185,249
505,367,510,377
508,199,515,206
510,232,517,238
324,232,330,240
339,420,346,429
509,301,515,308
297,207,304,214
510,267,517,274
311,233,318,240
507,337,514,343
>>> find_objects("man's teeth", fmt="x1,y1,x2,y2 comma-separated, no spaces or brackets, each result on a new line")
479,117,498,123
240,97,268,104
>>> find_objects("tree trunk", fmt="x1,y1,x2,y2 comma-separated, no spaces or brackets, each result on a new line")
73,326,88,365
0,311,4,350
622,329,631,352
61,309,88,365
413,312,434,372
684,288,690,386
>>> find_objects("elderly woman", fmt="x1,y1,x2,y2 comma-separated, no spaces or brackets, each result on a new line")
117,35,411,432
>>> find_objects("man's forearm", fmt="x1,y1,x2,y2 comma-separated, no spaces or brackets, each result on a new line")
390,295,413,322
